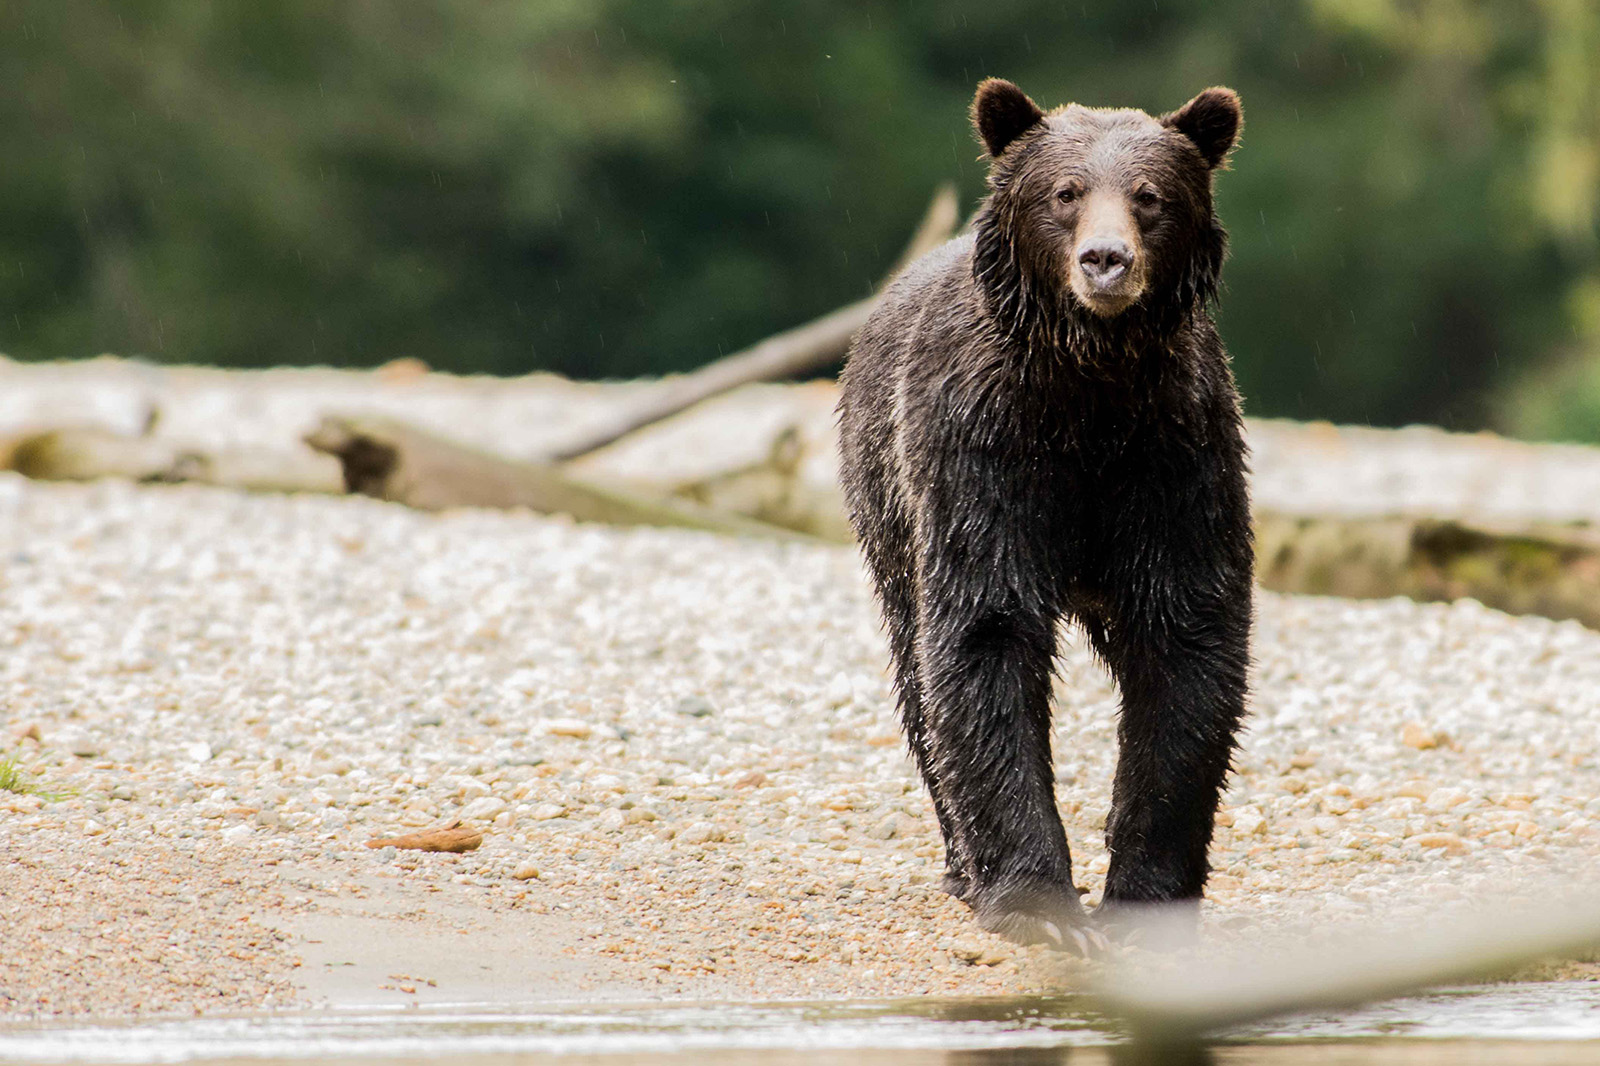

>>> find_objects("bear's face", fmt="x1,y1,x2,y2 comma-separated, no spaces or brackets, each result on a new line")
972,79,1241,323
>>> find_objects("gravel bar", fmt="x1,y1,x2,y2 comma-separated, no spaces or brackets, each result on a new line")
4,467,1600,1018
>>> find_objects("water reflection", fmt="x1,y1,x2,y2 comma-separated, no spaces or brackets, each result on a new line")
944,1048,1078,1066
1110,1042,1216,1066
5,984,1600,1065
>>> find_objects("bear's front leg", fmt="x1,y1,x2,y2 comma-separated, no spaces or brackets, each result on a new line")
1090,557,1252,936
911,486,1096,953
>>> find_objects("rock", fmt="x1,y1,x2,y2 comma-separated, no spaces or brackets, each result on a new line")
449,776,492,800
376,356,430,383
512,861,540,881
947,942,1010,966
1320,794,1352,816
824,672,854,709
729,770,768,790
597,808,627,832
1425,788,1469,812
459,796,508,821
1401,722,1438,750
531,803,566,821
183,740,213,763
5,793,43,814
673,696,715,718
678,821,725,845
545,719,592,739
868,813,908,840
1412,832,1470,856
1231,808,1267,837
58,732,100,758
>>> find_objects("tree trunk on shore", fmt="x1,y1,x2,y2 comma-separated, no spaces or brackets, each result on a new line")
539,183,960,463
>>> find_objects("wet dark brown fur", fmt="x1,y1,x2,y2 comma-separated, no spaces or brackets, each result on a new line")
837,80,1253,949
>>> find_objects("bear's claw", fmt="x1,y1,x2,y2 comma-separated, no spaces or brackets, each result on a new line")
939,871,974,903
978,906,1109,957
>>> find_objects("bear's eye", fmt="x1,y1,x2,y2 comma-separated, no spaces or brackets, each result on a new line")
1055,186,1081,205
1134,186,1162,209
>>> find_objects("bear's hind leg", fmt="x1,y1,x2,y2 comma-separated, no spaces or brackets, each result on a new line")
860,525,974,897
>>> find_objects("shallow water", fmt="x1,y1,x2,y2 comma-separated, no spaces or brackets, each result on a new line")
4,983,1600,1065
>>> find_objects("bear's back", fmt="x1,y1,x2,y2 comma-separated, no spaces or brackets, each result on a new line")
843,232,989,389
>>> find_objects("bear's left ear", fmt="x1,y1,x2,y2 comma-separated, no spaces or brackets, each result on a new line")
1161,87,1242,169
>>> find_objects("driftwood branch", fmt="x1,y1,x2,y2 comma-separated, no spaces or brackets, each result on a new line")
303,413,802,540
543,183,960,463
1098,891,1600,1040
883,181,962,281
365,819,483,854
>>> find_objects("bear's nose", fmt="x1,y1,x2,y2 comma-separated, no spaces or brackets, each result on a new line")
1077,239,1132,287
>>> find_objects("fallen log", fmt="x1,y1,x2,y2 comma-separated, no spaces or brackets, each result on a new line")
303,413,803,540
310,414,1600,629
10,406,1600,633
6,424,343,494
1254,511,1600,630
542,183,960,463
665,423,856,544
8,425,181,483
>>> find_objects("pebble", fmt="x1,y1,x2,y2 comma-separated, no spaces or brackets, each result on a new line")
1401,722,1439,750
1413,833,1472,857
869,813,908,840
544,720,593,739
678,822,726,845
56,732,100,759
1231,808,1267,837
673,696,715,718
460,797,508,822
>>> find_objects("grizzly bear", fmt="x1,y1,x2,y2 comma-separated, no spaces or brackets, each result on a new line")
837,79,1252,952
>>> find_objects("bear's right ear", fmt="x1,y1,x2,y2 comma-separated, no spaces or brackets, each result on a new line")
972,78,1044,157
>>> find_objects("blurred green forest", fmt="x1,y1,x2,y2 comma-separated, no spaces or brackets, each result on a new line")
2,1,1597,438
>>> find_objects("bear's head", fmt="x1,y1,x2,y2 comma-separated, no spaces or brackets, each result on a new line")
970,78,1240,346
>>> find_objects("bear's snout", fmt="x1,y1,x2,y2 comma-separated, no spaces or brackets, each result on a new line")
1077,238,1133,287
1067,189,1146,314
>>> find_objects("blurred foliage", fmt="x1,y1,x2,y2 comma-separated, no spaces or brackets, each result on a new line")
0,1,1596,437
